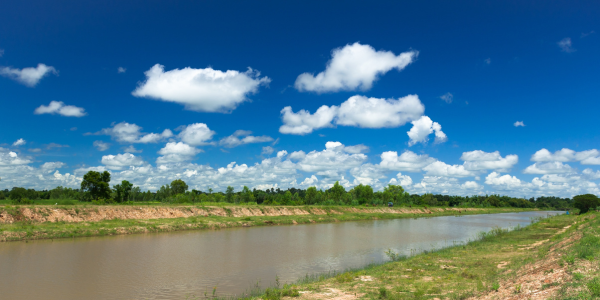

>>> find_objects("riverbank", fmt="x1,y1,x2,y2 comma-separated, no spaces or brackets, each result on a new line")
0,205,534,242
264,212,599,300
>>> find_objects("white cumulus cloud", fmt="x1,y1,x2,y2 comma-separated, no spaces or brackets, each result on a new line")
295,42,417,93
422,161,475,177
280,95,425,135
132,64,270,112
156,142,201,164
0,63,57,87
34,101,87,117
461,150,518,171
514,121,525,127
407,116,447,146
523,162,575,174
379,150,436,172
178,123,216,146
531,148,600,165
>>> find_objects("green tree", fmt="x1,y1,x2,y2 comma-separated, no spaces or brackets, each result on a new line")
9,187,27,201
113,180,133,202
170,179,188,195
329,181,345,203
81,171,111,200
226,186,234,203
573,194,600,214
305,186,318,205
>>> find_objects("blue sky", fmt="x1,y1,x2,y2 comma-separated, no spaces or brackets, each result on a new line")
1,0,599,197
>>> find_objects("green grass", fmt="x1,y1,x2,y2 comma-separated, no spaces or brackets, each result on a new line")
255,212,591,300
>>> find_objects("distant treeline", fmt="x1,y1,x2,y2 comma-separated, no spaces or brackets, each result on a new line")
0,171,573,210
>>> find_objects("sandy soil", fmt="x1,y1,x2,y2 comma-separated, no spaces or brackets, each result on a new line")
0,206,484,224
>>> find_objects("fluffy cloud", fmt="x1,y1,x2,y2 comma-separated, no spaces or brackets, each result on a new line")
178,123,215,146
123,145,142,153
12,138,26,146
219,130,273,148
0,148,79,190
156,142,201,164
531,148,600,165
558,37,575,53
280,95,425,135
101,153,145,170
407,116,447,146
93,141,110,151
350,164,387,187
388,172,413,186
295,142,367,175
0,148,32,165
118,67,126,73
461,181,482,190
295,43,417,93
0,63,57,87
514,121,525,127
422,161,475,177
97,122,173,144
523,162,575,174
379,150,436,172
132,64,270,112
485,172,530,190
461,150,518,171
583,168,600,180
34,101,87,117
279,105,338,135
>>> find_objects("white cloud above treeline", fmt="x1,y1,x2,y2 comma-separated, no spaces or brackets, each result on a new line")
132,64,271,113
34,101,87,117
280,94,428,133
0,63,57,87
95,122,174,144
531,148,600,165
295,43,417,93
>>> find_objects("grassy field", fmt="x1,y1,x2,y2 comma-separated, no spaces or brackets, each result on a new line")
243,212,599,300
0,205,535,242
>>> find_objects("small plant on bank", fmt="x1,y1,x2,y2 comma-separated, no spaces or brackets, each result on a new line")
514,284,521,294
384,249,404,261
378,287,388,299
335,272,354,283
492,282,500,291
573,272,585,281
587,277,600,297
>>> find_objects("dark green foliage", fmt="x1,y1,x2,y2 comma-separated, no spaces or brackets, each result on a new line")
170,179,188,195
573,194,600,214
113,180,133,202
81,171,111,200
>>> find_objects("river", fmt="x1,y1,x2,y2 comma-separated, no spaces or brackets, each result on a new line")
0,211,561,299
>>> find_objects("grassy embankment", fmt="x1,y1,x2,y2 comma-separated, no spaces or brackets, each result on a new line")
0,204,534,242
245,211,600,300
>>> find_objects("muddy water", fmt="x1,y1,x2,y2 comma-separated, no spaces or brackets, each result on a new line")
0,211,560,300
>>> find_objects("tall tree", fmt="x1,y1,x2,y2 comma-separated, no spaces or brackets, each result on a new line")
113,180,133,202
573,194,600,214
170,179,188,195
81,171,111,200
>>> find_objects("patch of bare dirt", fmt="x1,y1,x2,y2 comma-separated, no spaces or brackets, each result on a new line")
469,221,581,300
298,288,362,300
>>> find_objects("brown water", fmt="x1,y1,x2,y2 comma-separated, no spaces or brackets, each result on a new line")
0,211,560,299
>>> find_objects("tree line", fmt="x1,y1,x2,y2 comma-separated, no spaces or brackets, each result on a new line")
1,170,596,211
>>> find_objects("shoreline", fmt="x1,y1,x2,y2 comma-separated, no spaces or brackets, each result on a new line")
249,212,598,300
0,205,537,242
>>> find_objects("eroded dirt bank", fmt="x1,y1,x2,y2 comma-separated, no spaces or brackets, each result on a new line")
0,205,477,224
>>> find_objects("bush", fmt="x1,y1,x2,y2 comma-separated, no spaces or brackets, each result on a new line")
335,272,354,283
11,198,33,205
573,194,600,214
